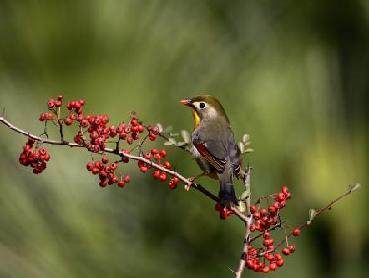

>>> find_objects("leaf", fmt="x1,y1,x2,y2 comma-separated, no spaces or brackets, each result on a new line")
307,208,317,225
242,133,250,144
245,148,254,153
156,123,163,133
176,141,187,147
348,183,361,193
164,137,176,146
181,130,191,144
238,142,245,153
164,126,173,133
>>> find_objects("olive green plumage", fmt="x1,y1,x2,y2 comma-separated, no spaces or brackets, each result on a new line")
181,95,241,205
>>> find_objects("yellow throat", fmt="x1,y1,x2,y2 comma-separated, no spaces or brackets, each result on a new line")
192,110,201,128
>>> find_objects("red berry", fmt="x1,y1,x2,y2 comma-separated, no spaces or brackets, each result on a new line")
292,228,301,237
260,208,267,216
101,156,109,164
92,167,99,174
54,100,62,107
140,166,148,173
269,263,277,271
159,172,167,181
151,148,159,155
250,205,257,214
159,149,166,158
277,192,286,202
263,238,274,246
130,118,138,126
268,205,277,214
262,266,270,273
163,161,171,169
288,245,296,253
149,135,157,141
215,203,222,211
276,259,284,267
152,170,160,179
282,248,291,255
48,100,55,108
117,180,125,187
99,179,108,187
64,118,73,126
86,162,94,171
123,175,130,183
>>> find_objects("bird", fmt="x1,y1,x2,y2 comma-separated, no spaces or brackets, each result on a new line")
180,95,242,206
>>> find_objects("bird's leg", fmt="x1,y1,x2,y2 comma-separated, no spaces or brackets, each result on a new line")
185,172,206,191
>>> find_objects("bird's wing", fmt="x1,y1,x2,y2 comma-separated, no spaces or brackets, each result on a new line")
194,142,226,173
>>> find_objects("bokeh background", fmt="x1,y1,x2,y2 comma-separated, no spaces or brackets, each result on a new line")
0,1,368,277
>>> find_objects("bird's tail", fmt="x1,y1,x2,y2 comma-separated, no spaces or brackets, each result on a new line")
219,165,238,206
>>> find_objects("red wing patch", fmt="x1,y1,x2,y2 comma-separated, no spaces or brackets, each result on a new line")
194,143,226,173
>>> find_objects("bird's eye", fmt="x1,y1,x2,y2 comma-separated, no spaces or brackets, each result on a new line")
199,102,206,109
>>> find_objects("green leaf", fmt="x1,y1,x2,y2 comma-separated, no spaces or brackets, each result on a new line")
307,208,317,225
238,142,245,153
164,137,177,146
348,183,361,193
164,126,173,133
181,130,191,144
242,133,250,144
176,141,187,146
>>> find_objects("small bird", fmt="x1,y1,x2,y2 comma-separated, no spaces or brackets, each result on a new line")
180,95,242,205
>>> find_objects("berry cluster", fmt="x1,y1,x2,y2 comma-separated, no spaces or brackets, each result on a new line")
39,112,54,121
18,138,50,174
215,203,234,219
22,95,166,187
249,185,291,232
137,148,181,189
48,95,63,108
86,156,131,188
147,126,160,141
64,99,85,125
245,185,301,273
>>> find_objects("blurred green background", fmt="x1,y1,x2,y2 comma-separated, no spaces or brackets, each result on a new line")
0,1,368,277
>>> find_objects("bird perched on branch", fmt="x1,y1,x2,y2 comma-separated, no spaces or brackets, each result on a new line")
180,95,242,206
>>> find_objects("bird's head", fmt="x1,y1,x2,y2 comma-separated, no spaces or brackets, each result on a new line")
180,95,229,127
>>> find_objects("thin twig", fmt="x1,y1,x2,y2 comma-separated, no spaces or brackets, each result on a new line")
275,184,360,249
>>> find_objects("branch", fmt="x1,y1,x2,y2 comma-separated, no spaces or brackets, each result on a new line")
0,116,247,222
275,183,361,249
235,167,252,278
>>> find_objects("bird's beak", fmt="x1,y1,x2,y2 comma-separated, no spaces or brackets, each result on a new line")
180,99,192,107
